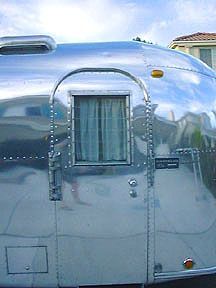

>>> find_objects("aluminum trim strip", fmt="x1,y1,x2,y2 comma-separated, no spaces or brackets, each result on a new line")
155,266,216,281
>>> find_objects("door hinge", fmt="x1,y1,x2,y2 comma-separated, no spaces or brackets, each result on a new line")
48,151,62,201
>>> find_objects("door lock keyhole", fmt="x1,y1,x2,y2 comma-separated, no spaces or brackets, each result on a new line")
128,178,138,187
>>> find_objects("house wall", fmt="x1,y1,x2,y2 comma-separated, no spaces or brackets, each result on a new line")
173,44,216,70
174,46,187,53
189,46,199,58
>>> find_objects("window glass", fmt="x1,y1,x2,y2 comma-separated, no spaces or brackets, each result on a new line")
200,49,212,68
74,95,129,164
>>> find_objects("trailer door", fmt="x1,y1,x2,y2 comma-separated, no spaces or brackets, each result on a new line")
50,69,150,286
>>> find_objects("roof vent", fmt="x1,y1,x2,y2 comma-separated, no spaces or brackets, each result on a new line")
0,35,56,55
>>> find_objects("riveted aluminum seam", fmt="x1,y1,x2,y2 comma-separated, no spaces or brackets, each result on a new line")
49,85,60,286
145,97,155,283
54,202,60,287
67,93,73,168
0,156,46,160
140,44,156,284
0,149,215,161
50,103,55,153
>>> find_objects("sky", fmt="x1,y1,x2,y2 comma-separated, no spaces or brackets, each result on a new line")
0,0,215,47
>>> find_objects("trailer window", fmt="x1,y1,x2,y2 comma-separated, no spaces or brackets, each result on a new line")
72,95,130,165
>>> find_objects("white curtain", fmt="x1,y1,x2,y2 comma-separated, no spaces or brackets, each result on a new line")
75,97,99,161
101,98,127,161
75,97,127,162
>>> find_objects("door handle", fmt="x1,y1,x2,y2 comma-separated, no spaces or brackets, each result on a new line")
48,151,62,201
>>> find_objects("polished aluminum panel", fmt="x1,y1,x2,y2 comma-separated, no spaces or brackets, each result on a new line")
0,160,57,287
151,68,216,277
0,39,215,286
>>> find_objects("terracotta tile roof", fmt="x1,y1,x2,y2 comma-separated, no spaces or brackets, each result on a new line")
173,32,216,41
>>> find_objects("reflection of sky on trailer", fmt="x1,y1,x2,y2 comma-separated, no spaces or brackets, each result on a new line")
1,160,216,274
0,37,215,286
155,144,216,272
0,165,56,287
0,167,53,236
59,173,147,236
57,172,148,285
0,164,148,285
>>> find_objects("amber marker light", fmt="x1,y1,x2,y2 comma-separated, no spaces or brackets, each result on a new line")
183,258,195,269
151,69,164,78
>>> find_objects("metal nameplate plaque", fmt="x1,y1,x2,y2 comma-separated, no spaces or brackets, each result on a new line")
155,158,179,169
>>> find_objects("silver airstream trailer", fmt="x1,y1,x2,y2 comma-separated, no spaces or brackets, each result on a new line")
0,35,216,287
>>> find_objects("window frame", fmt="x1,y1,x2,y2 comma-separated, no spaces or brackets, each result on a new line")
68,90,132,166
